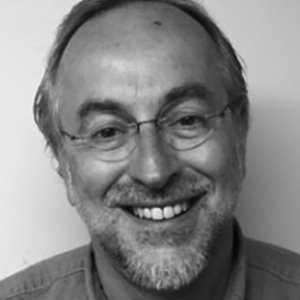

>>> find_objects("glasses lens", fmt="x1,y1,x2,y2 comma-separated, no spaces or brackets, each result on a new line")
163,127,213,150
94,137,137,161
160,110,214,150
82,118,137,161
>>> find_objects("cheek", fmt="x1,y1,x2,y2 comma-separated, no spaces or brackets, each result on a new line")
66,154,126,201
182,134,241,183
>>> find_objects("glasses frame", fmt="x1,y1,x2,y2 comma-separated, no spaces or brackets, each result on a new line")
59,102,231,160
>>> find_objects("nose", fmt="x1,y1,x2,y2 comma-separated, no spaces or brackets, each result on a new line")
127,125,181,189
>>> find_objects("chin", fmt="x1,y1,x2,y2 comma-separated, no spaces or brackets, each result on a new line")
89,205,232,291
117,241,208,291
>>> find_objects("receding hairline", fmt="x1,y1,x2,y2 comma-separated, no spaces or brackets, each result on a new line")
55,0,220,81
58,3,220,73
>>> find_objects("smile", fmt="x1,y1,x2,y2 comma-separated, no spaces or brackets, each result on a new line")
132,201,190,221
128,193,206,221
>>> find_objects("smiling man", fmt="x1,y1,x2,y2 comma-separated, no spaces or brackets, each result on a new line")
1,0,300,299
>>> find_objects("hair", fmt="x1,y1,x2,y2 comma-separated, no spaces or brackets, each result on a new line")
34,0,249,157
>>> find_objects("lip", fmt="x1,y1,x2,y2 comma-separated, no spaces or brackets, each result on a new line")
120,191,208,229
119,190,208,210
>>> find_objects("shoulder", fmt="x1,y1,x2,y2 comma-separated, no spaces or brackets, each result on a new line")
0,245,90,300
245,238,300,298
246,238,300,282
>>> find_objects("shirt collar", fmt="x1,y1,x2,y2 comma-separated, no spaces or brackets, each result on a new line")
224,219,246,300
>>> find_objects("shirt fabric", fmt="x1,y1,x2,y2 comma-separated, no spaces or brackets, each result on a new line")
1,221,300,299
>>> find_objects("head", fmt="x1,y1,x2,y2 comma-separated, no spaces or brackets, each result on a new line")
34,0,249,292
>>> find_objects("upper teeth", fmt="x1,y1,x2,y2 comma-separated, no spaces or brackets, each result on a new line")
132,202,190,221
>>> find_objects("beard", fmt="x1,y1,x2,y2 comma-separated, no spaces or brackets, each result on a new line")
70,171,242,291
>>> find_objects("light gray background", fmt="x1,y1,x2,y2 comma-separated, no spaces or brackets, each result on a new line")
0,0,299,279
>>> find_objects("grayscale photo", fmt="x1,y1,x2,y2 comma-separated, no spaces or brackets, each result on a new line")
0,0,299,299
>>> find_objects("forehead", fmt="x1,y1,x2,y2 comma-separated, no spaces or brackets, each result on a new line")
61,2,215,60
57,2,226,129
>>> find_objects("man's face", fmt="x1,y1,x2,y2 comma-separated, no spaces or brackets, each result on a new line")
56,2,245,291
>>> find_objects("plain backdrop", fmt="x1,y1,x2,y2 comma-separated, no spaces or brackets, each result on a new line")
0,0,299,280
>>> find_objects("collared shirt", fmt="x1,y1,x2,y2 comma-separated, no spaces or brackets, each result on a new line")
1,222,300,299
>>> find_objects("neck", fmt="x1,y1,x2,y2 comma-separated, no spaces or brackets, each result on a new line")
93,220,234,300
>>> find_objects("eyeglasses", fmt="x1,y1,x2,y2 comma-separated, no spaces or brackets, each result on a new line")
59,103,230,162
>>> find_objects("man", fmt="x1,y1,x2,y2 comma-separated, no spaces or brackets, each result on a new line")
1,0,300,299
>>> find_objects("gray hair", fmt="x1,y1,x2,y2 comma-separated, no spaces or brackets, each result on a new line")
34,0,249,157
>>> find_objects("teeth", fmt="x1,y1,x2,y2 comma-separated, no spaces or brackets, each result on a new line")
152,208,163,220
137,208,144,218
144,208,152,219
182,202,188,212
132,201,191,221
163,206,174,219
174,204,182,215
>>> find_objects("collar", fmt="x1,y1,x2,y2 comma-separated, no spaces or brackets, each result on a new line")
224,220,246,300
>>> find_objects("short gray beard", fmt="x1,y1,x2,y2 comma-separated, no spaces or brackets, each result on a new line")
95,210,226,291
70,173,241,291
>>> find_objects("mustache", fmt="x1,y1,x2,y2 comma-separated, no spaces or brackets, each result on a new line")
104,173,213,206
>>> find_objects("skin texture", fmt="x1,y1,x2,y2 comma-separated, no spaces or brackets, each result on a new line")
56,2,246,299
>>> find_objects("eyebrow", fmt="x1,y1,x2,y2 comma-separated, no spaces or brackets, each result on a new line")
76,99,126,133
162,82,212,107
78,99,123,120
77,82,212,123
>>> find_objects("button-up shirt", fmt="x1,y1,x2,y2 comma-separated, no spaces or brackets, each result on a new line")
1,222,300,299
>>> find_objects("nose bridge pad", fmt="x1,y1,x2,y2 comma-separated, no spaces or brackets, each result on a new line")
129,124,179,188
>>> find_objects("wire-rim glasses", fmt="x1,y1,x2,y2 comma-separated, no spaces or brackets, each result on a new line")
59,103,230,162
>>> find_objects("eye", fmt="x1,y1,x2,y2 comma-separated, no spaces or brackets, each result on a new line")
171,113,207,129
85,120,132,150
166,112,209,139
85,125,129,150
177,115,205,127
90,125,127,142
92,127,120,139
